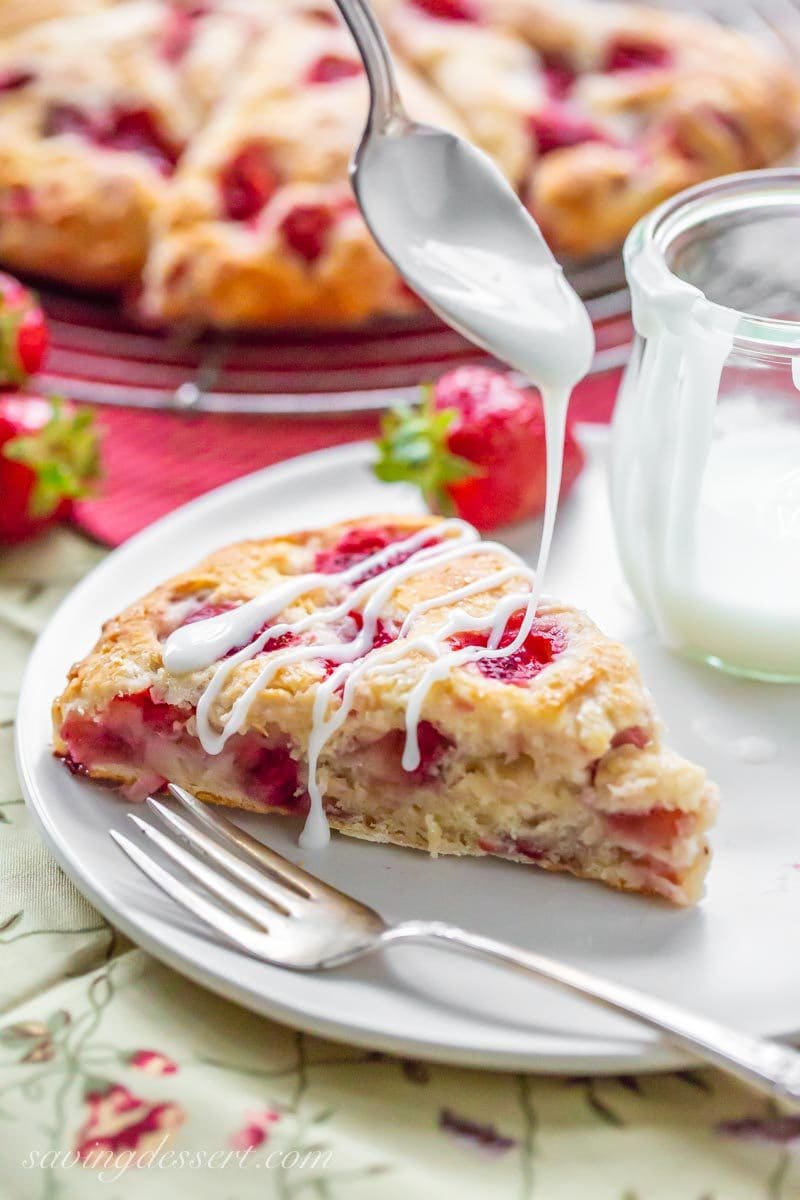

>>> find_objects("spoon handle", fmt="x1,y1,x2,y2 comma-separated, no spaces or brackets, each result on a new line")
333,0,406,131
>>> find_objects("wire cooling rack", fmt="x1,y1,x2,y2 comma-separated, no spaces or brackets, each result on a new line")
33,256,631,414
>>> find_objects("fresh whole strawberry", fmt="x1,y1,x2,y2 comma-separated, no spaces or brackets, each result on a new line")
0,272,48,384
374,366,584,531
0,394,101,543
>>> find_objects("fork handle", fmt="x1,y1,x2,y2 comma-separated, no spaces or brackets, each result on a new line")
383,920,800,1104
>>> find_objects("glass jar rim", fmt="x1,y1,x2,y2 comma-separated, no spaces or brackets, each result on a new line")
624,168,800,355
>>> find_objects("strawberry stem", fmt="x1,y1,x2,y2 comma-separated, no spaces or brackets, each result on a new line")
3,397,101,518
0,307,26,384
374,392,479,514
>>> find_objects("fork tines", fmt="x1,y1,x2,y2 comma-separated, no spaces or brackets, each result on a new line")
110,783,384,968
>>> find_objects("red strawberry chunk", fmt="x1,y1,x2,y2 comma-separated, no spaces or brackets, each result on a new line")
240,740,303,809
514,837,546,861
160,3,208,63
181,601,236,625
541,56,576,100
59,690,187,780
589,724,652,784
604,36,672,73
3,184,34,218
62,752,92,779
279,203,335,264
306,7,339,23
260,630,300,653
60,711,133,769
365,617,396,650
306,54,363,84
605,807,690,850
529,103,607,156
348,720,451,786
314,525,408,577
343,608,397,648
43,104,179,174
121,690,187,736
0,68,34,93
409,0,478,20
231,625,302,660
413,720,451,780
219,143,279,222
610,725,650,750
106,108,180,174
450,610,566,685
335,193,359,217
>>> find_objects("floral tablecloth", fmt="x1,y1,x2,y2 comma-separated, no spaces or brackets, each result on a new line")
1,528,798,1200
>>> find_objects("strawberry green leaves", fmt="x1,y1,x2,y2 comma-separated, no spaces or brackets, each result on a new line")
374,393,478,516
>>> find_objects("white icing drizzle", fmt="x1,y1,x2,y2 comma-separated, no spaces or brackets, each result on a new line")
163,503,563,850
163,523,471,675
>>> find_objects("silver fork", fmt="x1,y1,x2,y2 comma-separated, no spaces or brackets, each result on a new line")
112,784,800,1105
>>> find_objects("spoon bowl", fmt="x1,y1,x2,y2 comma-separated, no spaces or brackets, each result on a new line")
354,120,595,387
331,0,593,388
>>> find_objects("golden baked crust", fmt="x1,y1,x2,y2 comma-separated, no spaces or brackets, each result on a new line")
0,0,268,287
379,0,800,256
141,12,463,325
0,0,795,316
0,0,115,40
52,515,717,905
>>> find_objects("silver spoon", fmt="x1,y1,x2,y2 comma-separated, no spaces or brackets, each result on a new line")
332,0,594,389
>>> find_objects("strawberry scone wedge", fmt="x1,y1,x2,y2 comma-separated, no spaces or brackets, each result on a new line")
53,514,716,905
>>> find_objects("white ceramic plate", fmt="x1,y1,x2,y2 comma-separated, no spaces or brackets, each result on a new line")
16,432,800,1073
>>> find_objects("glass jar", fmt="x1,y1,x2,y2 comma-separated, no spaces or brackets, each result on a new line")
611,169,800,682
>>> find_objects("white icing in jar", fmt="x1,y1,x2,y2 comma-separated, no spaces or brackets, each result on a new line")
612,170,800,682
